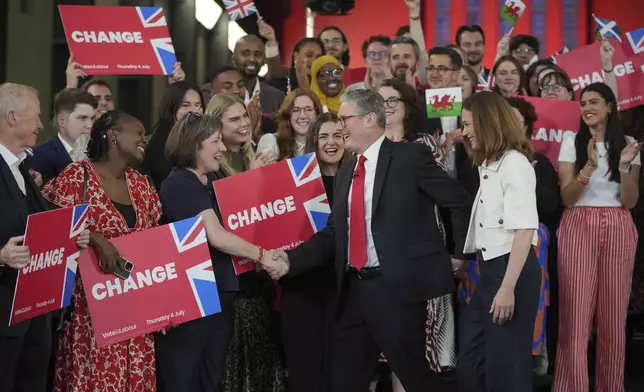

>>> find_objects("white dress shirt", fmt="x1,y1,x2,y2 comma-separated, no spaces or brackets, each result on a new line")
558,133,641,207
0,143,28,195
58,134,74,155
463,150,539,260
244,78,261,105
439,116,459,177
347,135,385,268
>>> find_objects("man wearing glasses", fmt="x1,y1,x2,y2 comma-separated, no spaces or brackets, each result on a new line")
510,35,540,69
346,35,392,91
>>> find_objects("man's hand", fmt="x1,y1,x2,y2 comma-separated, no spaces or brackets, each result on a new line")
29,169,43,189
76,229,90,249
66,53,87,89
257,18,277,47
451,258,467,279
260,250,289,279
168,62,186,84
0,236,30,269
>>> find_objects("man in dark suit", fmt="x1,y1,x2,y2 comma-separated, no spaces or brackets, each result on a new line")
0,83,89,392
25,88,97,184
272,89,471,392
232,35,286,117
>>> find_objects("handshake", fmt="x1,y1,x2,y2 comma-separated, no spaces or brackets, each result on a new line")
259,250,290,280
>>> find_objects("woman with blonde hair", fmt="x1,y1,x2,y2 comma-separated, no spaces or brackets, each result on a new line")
205,93,284,391
310,55,345,114
257,88,323,160
456,91,541,391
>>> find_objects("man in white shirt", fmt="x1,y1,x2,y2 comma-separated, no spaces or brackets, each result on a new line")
26,88,97,184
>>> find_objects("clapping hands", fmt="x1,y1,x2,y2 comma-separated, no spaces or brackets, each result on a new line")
260,250,290,280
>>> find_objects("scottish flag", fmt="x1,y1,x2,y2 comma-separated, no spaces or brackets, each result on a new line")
549,45,570,64
593,14,622,43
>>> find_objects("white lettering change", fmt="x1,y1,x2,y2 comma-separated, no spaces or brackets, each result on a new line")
71,31,144,44
22,247,65,274
571,61,636,91
91,263,178,300
227,196,297,230
533,128,576,143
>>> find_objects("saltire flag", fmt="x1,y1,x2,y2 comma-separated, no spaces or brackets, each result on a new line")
224,0,258,21
549,45,570,64
500,0,526,26
426,87,463,118
626,27,644,55
476,73,493,92
593,14,622,43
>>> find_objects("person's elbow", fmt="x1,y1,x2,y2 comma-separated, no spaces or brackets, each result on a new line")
621,194,638,210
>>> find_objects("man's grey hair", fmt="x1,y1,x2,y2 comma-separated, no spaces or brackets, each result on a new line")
0,83,38,121
390,36,421,61
341,89,387,129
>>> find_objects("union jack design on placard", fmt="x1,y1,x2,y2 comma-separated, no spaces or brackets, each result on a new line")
626,27,644,55
135,6,176,75
303,194,331,232
69,204,88,238
224,0,258,21
186,261,221,317
288,153,330,232
62,204,88,308
169,216,207,253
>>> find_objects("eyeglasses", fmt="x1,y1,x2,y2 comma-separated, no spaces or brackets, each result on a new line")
512,47,536,55
367,50,388,59
292,106,317,116
383,97,403,109
318,69,343,79
540,84,563,93
426,66,457,75
337,114,369,128
322,38,344,46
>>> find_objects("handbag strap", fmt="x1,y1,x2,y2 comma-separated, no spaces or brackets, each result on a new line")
81,165,88,204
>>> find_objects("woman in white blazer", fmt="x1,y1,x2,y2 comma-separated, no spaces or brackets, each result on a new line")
455,91,541,392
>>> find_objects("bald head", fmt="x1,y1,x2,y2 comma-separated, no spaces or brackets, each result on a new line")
0,83,42,154
232,35,265,78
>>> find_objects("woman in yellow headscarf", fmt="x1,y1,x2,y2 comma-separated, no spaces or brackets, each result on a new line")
310,55,345,114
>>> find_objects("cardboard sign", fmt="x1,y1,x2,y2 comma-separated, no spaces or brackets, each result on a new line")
213,153,330,275
523,96,580,166
58,5,177,75
79,216,219,347
9,205,88,326
555,39,644,111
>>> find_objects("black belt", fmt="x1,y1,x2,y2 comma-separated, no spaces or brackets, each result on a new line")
346,266,382,280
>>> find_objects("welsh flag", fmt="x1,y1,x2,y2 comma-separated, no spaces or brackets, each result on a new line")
425,87,462,118
501,0,526,26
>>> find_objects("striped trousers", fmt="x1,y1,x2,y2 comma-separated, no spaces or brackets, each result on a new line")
552,207,638,392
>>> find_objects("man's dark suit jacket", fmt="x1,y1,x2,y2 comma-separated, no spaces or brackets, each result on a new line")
25,136,72,185
287,138,472,303
0,155,51,336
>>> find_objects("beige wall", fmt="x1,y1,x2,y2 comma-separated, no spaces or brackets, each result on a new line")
6,0,54,135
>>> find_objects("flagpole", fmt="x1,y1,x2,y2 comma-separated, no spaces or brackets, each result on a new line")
306,7,315,38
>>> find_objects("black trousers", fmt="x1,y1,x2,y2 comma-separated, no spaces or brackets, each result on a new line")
332,272,446,392
0,314,51,392
155,292,237,392
457,250,541,392
281,288,335,392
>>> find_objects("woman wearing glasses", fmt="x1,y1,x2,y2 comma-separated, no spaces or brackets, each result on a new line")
256,88,323,159
155,113,285,392
43,111,160,391
377,78,456,392
310,55,346,114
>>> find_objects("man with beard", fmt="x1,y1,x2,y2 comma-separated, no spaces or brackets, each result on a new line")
455,25,490,78
388,36,423,90
232,35,285,117
26,88,97,184
81,79,115,118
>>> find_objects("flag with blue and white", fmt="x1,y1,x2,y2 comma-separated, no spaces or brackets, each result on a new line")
549,45,570,64
626,27,644,55
593,14,622,43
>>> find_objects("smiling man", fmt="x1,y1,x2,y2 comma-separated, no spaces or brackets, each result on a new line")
26,88,97,184
232,35,285,117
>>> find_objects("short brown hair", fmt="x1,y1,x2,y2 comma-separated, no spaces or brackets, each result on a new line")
164,112,222,169
462,91,532,165
54,88,98,114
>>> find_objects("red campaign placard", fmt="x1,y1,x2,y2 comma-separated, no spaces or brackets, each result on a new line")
523,96,580,167
555,39,643,111
213,153,330,275
10,205,88,326
58,5,176,75
79,216,220,348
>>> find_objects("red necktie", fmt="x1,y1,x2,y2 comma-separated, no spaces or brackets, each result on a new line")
350,155,368,270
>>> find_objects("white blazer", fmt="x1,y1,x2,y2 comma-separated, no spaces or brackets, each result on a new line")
463,149,539,261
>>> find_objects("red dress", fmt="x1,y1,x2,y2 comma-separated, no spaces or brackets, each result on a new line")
42,161,162,392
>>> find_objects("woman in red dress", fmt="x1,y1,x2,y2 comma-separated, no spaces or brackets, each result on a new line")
42,111,161,391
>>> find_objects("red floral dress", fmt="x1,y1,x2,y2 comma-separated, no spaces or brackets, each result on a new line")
42,160,162,392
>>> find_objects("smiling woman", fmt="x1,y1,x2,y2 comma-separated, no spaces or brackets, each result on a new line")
310,55,346,114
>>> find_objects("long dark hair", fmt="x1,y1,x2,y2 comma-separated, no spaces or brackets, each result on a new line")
87,110,136,161
289,37,325,85
318,26,350,66
305,112,350,168
574,82,625,182
379,78,426,142
149,81,204,136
